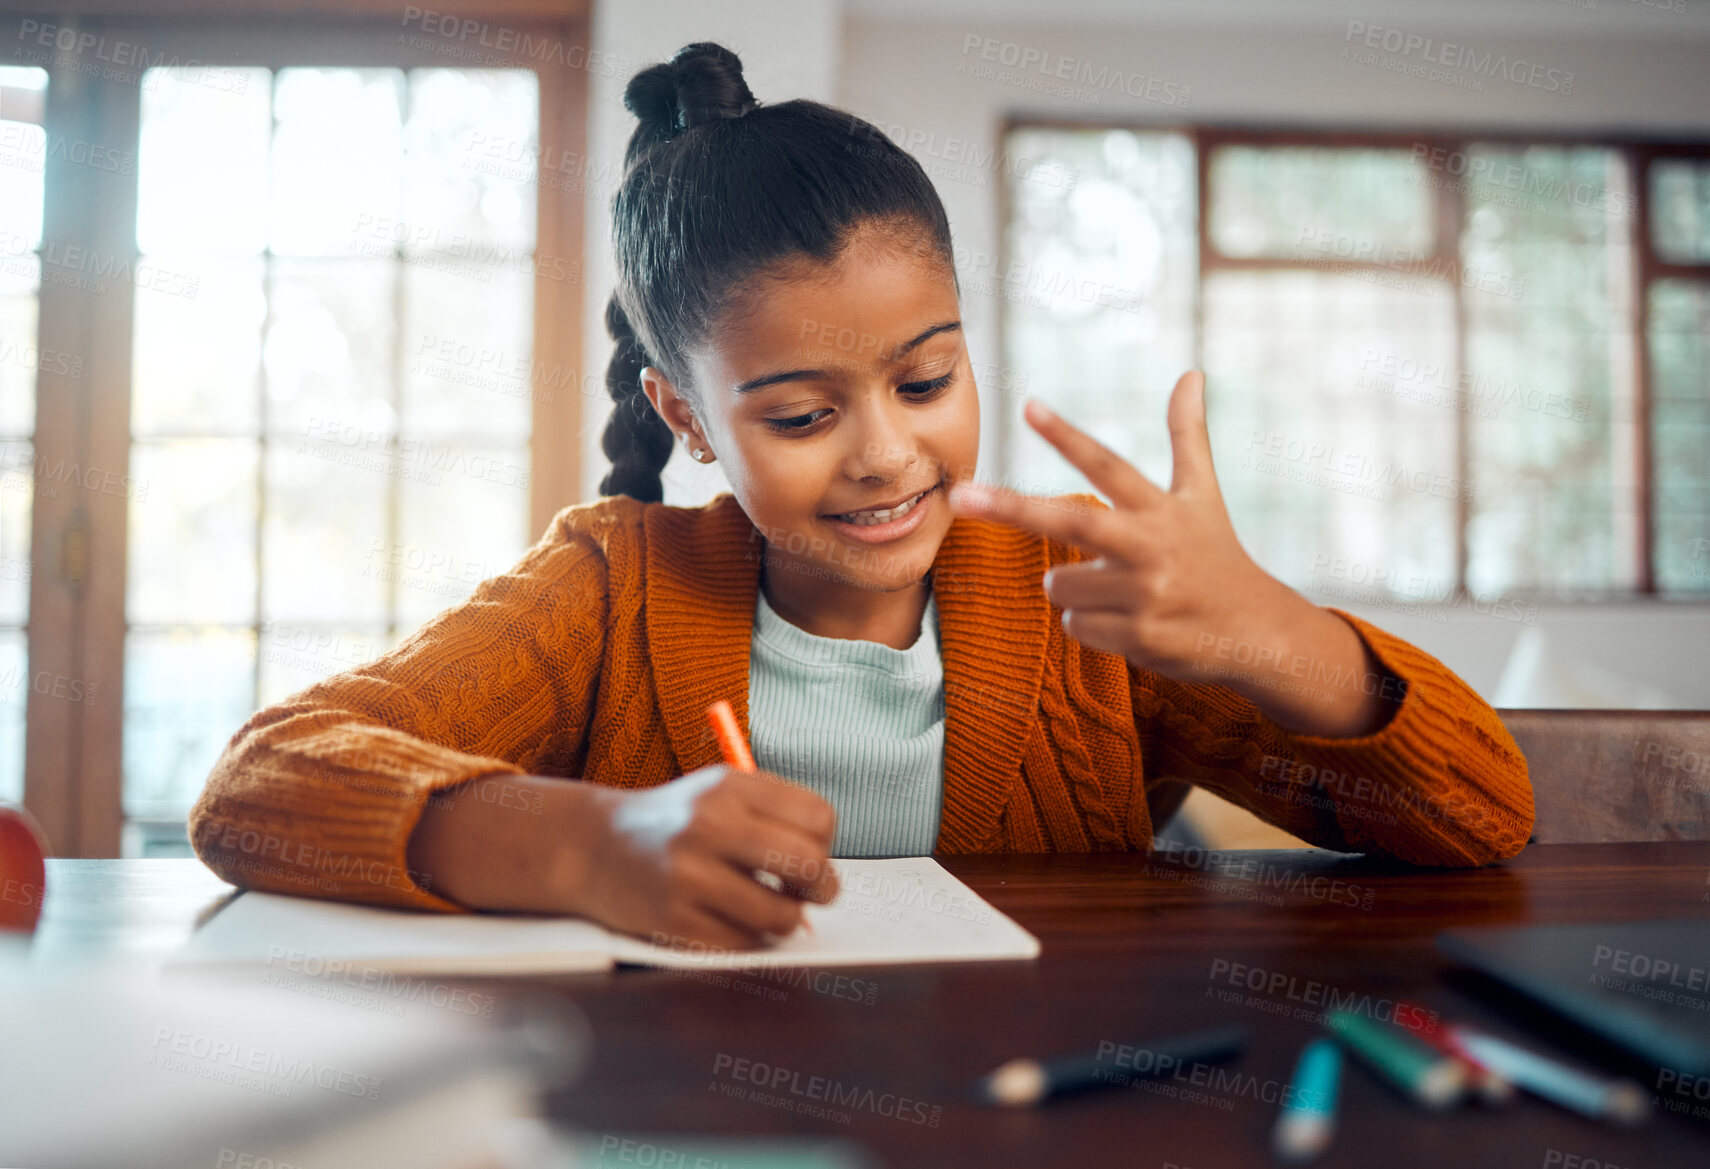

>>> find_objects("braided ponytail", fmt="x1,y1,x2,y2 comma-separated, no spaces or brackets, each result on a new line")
599,40,955,501
598,295,674,502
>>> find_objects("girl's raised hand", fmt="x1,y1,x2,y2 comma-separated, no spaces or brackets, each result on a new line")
947,371,1392,737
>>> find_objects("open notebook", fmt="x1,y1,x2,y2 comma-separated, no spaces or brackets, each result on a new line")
169,857,1040,975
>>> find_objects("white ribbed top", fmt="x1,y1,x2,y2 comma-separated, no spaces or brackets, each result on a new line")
748,585,945,857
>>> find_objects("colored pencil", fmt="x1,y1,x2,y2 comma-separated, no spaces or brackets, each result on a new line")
972,1024,1250,1108
1391,1001,1514,1104
1446,1025,1648,1126
1324,1009,1467,1110
1272,1037,1342,1164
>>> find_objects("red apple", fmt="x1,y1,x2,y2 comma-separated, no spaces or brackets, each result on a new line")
0,803,47,933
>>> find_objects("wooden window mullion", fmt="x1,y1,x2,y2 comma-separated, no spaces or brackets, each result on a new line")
26,49,141,857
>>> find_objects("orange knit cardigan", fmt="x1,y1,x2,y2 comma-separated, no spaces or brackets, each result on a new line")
188,491,1535,913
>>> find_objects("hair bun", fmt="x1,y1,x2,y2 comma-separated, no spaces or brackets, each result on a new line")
624,42,757,150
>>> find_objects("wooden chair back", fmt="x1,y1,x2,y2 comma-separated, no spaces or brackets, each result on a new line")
1498,708,1710,843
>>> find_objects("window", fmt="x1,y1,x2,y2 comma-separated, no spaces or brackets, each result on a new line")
18,16,589,858
123,65,541,852
0,65,48,805
1649,158,1710,593
1002,126,1708,605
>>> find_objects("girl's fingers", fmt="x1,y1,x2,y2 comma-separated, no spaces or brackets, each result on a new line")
1042,559,1145,610
947,482,1132,562
732,821,840,905
669,900,778,952
1058,607,1141,658
698,857,812,939
1021,398,1167,512
1165,371,1219,495
733,768,837,846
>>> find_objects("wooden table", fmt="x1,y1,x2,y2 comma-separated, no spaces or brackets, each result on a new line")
25,845,1710,1167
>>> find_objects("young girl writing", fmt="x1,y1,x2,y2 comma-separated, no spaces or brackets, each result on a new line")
189,42,1534,950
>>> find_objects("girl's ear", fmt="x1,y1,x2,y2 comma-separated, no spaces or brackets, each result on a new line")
639,365,699,441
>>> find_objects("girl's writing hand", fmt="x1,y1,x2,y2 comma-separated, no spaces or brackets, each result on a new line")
947,371,1392,737
572,764,841,951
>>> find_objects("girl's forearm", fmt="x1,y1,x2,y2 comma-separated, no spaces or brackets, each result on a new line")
1217,602,1399,739
406,773,618,914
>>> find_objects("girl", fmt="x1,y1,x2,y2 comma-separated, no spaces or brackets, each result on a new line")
190,42,1534,951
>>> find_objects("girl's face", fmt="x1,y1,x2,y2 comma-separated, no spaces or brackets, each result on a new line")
643,223,980,600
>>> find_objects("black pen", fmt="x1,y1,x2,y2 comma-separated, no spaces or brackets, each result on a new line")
972,1024,1251,1107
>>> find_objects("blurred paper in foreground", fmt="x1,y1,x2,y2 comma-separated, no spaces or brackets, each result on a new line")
0,964,585,1169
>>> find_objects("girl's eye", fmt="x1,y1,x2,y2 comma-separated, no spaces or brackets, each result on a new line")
900,371,956,398
765,409,832,433
762,372,956,435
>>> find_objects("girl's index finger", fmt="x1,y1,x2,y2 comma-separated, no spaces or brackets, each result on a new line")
1021,398,1166,513
946,479,1128,563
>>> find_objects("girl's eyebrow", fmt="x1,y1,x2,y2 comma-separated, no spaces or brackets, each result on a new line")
733,320,962,394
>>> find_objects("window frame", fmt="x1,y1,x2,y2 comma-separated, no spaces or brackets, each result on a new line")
23,12,590,857
998,117,1710,603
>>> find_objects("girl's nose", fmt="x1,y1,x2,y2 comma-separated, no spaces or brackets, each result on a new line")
845,401,919,480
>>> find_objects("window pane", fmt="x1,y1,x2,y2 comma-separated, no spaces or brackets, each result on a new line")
0,631,23,803
265,258,396,440
137,67,271,254
0,450,30,624
1461,145,1638,597
1650,280,1710,594
132,258,265,436
0,122,44,258
262,447,389,624
1209,146,1434,260
0,257,38,437
0,64,40,793
397,454,530,629
403,69,538,257
1003,128,1196,493
1651,158,1710,265
0,68,48,254
403,263,533,442
1205,271,1459,596
128,440,258,625
123,628,256,819
272,68,405,257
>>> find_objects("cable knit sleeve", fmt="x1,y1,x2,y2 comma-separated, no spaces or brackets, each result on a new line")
1044,492,1533,866
1130,610,1535,866
187,516,612,912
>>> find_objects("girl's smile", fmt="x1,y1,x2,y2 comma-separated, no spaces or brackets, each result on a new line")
821,479,943,542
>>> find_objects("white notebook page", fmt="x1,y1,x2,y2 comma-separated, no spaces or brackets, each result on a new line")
170,889,614,975
609,857,1041,969
170,858,1039,975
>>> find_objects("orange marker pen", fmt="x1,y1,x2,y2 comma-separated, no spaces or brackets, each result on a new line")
705,698,813,935
707,698,755,771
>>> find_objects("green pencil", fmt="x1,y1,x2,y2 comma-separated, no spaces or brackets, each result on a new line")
1325,1009,1466,1110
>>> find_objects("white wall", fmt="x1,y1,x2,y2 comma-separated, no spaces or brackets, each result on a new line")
1332,602,1710,708
584,1,1710,708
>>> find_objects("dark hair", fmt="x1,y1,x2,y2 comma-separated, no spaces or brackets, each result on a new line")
598,41,958,502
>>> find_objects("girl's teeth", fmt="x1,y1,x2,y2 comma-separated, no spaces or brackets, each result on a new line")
838,488,926,525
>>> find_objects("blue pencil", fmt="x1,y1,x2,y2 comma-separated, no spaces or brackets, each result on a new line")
1447,1026,1648,1126
1272,1038,1342,1164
